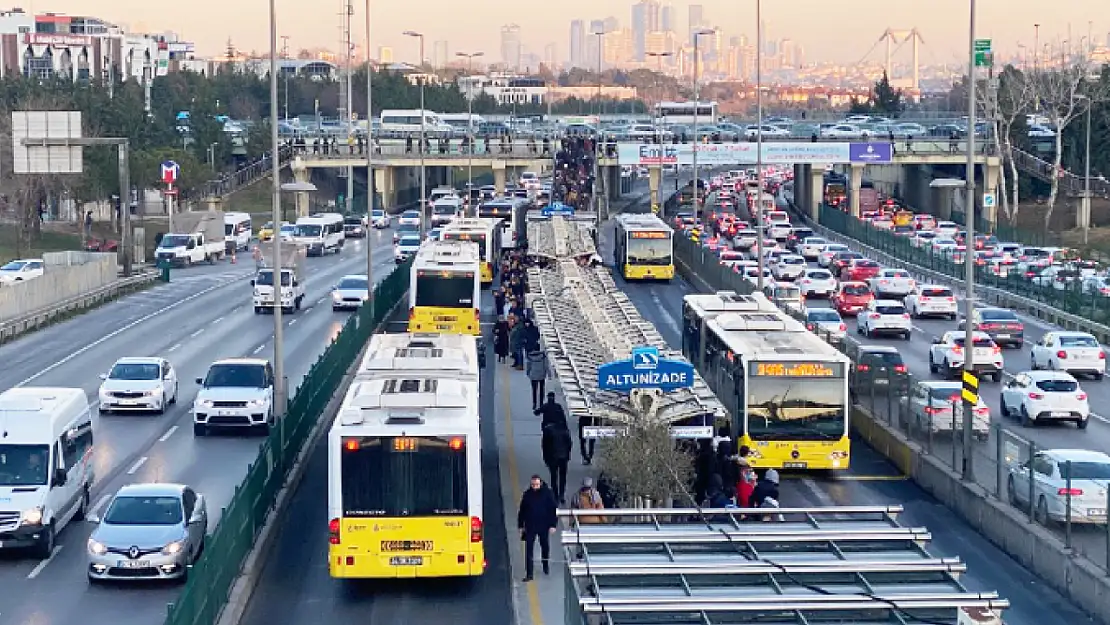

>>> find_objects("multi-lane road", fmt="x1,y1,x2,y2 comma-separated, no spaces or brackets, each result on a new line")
0,230,396,625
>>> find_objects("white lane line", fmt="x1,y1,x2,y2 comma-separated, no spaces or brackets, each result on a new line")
26,546,63,579
168,343,182,352
211,316,225,325
15,279,241,387
190,328,205,338
801,478,837,506
252,344,266,355
126,456,148,475
911,325,926,333
288,318,298,326
316,297,325,306
90,494,112,517
158,425,179,443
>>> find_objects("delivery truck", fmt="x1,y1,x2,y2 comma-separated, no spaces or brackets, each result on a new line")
252,244,306,314
155,211,227,267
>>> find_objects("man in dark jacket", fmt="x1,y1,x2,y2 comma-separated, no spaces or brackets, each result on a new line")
577,414,596,465
541,419,574,504
534,392,567,429
750,468,780,508
517,475,558,581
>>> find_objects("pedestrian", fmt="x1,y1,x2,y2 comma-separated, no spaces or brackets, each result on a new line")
535,391,567,429
693,439,718,505
751,469,780,509
493,317,510,363
701,473,732,508
541,418,573,504
522,318,541,353
509,319,524,369
252,245,264,270
573,477,607,524
577,413,596,465
525,348,549,410
517,475,558,582
735,454,756,509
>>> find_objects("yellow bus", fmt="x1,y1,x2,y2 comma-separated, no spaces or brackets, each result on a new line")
440,218,502,286
328,332,484,578
613,213,675,281
681,291,851,470
408,240,482,335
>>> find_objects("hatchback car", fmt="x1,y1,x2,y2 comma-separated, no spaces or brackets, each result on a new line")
98,357,179,415
1030,331,1106,379
1000,370,1089,428
1007,449,1110,525
832,281,874,316
397,210,422,227
850,345,909,393
903,380,990,440
805,307,846,340
87,483,207,582
857,300,912,340
798,269,838,298
331,274,370,311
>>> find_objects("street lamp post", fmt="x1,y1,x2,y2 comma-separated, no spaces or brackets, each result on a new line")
1074,94,1092,245
344,2,354,216
647,51,673,215
592,29,609,231
755,0,766,291
365,0,374,303
691,29,714,227
404,30,427,236
267,0,287,443
457,51,484,213
961,0,978,482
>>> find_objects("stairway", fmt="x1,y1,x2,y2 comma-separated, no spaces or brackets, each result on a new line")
181,144,296,206
1010,147,1110,198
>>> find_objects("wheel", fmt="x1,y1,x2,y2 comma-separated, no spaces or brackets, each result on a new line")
1077,417,1089,429
949,313,957,320
929,355,938,374
1014,340,1023,349
1035,496,1050,525
903,332,912,341
1007,475,1018,505
333,306,341,312
856,324,863,335
999,395,1010,418
98,405,109,415
193,423,207,437
1030,356,1038,370
282,306,293,314
155,400,166,415
1021,406,1035,427
169,383,178,405
34,522,55,559
74,488,89,521
1094,372,1104,381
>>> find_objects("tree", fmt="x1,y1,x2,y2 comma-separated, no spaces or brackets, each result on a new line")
850,72,904,117
1029,51,1110,229
598,421,694,507
976,65,1035,223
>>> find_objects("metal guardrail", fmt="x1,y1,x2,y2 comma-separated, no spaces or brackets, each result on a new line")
298,139,552,162
1010,146,1110,198
0,271,158,343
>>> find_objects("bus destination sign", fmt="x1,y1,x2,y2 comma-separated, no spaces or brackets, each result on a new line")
630,231,669,239
752,362,844,378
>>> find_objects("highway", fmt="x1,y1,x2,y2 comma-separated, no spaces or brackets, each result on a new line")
608,204,1094,625
0,229,397,625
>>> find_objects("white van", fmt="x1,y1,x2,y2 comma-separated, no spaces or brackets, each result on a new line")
0,387,94,558
224,211,252,253
431,196,463,227
293,213,345,256
379,109,454,136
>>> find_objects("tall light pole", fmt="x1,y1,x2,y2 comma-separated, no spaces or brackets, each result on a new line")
1078,94,1092,245
647,51,673,215
268,0,287,434
404,30,427,236
592,28,609,231
961,0,978,482
755,1,766,291
691,29,714,227
344,0,354,216
592,30,609,119
364,0,374,298
456,50,484,211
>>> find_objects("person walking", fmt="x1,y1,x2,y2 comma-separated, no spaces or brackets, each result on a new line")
525,348,549,410
535,391,567,429
577,414,596,465
541,418,573,504
517,475,558,582
493,317,510,364
509,319,524,370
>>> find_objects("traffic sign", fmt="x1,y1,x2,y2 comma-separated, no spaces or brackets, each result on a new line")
982,193,996,209
961,370,979,405
974,39,993,67
160,160,179,185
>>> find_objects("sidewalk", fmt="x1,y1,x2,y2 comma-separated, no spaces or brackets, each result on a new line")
495,356,592,625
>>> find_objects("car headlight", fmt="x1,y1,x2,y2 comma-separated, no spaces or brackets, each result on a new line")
162,540,185,556
21,507,43,526
248,398,266,407
88,539,108,555
198,399,214,408
331,291,342,302
254,288,263,297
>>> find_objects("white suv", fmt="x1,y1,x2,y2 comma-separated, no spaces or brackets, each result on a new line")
771,254,807,281
1000,370,1089,428
193,359,275,436
905,284,958,319
857,300,912,340
928,331,1004,381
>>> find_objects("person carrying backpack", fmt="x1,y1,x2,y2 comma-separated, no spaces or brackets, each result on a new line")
574,477,606,524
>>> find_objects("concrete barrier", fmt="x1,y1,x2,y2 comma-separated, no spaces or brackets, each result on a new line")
851,405,1110,625
0,252,117,321
0,272,156,344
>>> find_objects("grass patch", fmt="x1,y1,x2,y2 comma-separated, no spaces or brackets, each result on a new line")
0,227,86,264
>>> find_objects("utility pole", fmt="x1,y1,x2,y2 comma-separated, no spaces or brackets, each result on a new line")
404,31,427,235
961,0,978,482
281,36,290,121
343,0,354,215
691,29,714,227
755,0,766,292
457,51,485,213
268,0,287,436
365,0,374,300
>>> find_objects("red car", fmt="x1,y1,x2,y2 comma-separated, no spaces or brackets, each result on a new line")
830,251,865,277
833,281,875,316
841,259,882,282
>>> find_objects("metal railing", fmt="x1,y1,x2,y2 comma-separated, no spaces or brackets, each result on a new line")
0,271,157,343
1010,147,1110,198
296,138,552,161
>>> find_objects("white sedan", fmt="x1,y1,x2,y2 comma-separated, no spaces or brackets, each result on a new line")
857,300,912,340
905,284,958,319
820,124,867,139
98,357,179,414
1006,449,1110,524
797,237,828,260
331,274,370,311
771,254,808,281
817,243,851,267
1000,370,1089,428
868,268,916,298
798,269,838,298
397,210,422,227
1031,332,1106,379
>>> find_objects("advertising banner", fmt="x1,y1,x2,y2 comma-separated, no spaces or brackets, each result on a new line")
617,142,895,166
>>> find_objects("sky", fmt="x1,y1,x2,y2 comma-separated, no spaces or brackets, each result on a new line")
35,0,1110,65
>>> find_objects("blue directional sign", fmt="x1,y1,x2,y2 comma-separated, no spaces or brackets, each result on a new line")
598,345,695,392
542,202,575,217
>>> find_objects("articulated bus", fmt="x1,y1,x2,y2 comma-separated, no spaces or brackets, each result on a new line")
477,198,529,252
409,240,482,335
682,291,852,470
440,218,502,286
613,213,675,280
328,332,484,578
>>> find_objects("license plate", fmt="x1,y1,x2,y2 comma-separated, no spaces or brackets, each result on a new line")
217,410,238,416
117,560,150,569
995,334,1010,338
783,462,807,469
1087,508,1106,516
389,556,423,566
1052,411,1072,417
120,400,138,406
437,324,452,330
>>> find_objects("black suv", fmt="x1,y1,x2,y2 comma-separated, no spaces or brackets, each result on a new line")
848,344,910,397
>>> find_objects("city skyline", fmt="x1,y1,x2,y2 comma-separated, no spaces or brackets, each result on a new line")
32,0,1110,66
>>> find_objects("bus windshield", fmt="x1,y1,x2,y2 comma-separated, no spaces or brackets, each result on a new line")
746,376,846,441
627,234,672,266
415,271,476,308
340,436,467,517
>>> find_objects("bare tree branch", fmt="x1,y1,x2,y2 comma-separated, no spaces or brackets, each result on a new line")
977,66,1036,223
598,421,695,507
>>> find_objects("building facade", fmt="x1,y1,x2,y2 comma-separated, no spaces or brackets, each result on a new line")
569,20,585,68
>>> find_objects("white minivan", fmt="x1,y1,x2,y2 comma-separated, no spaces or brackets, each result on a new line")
224,211,253,253
0,387,95,558
293,213,345,256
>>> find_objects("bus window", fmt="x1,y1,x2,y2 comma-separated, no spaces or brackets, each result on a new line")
340,436,468,517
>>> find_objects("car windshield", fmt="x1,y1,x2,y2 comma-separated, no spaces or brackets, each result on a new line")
159,235,190,247
807,271,832,280
0,261,28,271
826,246,848,253
885,271,910,278
875,305,905,315
254,269,292,287
842,284,870,296
337,277,368,290
344,217,362,226
1060,335,1099,348
805,238,826,245
433,205,458,215
951,337,994,348
295,224,322,237
981,310,1018,321
397,224,420,235
402,212,420,220
0,444,50,486
928,387,962,403
1059,461,1110,480
109,363,160,380
863,351,903,365
400,236,421,247
808,310,841,322
104,495,183,526
1035,378,1079,392
922,288,952,297
203,363,266,388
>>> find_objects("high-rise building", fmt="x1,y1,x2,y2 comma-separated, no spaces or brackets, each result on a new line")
631,0,661,62
501,24,522,70
779,38,794,68
586,19,606,68
544,42,558,69
661,4,675,32
688,4,704,43
432,40,448,68
603,16,619,32
646,31,677,56
569,20,585,67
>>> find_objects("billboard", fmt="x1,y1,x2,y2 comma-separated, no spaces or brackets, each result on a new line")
616,142,895,166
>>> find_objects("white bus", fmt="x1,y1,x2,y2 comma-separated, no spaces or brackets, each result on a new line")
328,332,484,578
409,241,482,335
294,213,345,256
224,211,252,253
476,198,529,251
655,101,720,126
379,109,454,136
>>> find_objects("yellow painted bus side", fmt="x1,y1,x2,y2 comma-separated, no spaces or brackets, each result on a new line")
735,436,851,471
329,515,484,578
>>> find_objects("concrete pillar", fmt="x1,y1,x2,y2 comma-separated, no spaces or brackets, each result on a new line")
204,195,222,213
649,166,662,211
984,160,1000,229
608,166,621,201
374,167,395,210
292,164,312,218
848,164,864,218
933,186,954,220
809,164,824,221
493,163,507,195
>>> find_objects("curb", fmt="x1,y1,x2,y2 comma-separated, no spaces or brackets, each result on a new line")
215,295,408,625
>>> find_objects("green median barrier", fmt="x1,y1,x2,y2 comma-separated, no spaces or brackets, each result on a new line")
163,258,412,625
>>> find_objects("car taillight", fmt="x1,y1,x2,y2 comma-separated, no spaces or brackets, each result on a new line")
1028,392,1044,400
975,406,989,415
924,406,945,415
858,364,870,371
839,323,847,331
1076,393,1088,401
992,346,1001,355
806,323,815,330
980,323,997,330
952,346,962,354
1057,350,1068,359
1100,352,1106,360
329,518,341,545
946,297,955,302
902,313,910,319
1057,488,1084,496
894,364,907,373
869,313,880,319
470,516,484,542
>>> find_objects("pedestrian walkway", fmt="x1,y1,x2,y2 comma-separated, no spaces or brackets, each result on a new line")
495,353,591,625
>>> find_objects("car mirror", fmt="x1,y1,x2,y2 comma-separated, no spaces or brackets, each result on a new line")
195,377,203,385
86,513,100,524
249,279,255,286
52,468,67,487
98,373,108,380
931,337,941,344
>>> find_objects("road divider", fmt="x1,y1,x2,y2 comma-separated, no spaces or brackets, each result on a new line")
161,259,412,625
673,233,1110,625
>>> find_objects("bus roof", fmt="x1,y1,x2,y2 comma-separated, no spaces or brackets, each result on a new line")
356,332,480,381
683,291,779,320
413,240,481,269
707,314,850,364
441,217,499,232
332,376,478,434
614,212,673,233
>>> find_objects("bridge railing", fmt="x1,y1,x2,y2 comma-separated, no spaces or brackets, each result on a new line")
1010,147,1110,198
181,144,296,204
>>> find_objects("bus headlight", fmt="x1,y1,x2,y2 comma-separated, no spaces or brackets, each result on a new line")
828,451,849,460
21,507,43,526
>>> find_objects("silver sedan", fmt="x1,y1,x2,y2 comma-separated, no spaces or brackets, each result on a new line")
331,274,370,311
87,483,207,582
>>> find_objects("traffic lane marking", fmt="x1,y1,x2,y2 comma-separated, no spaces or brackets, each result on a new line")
26,545,63,579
